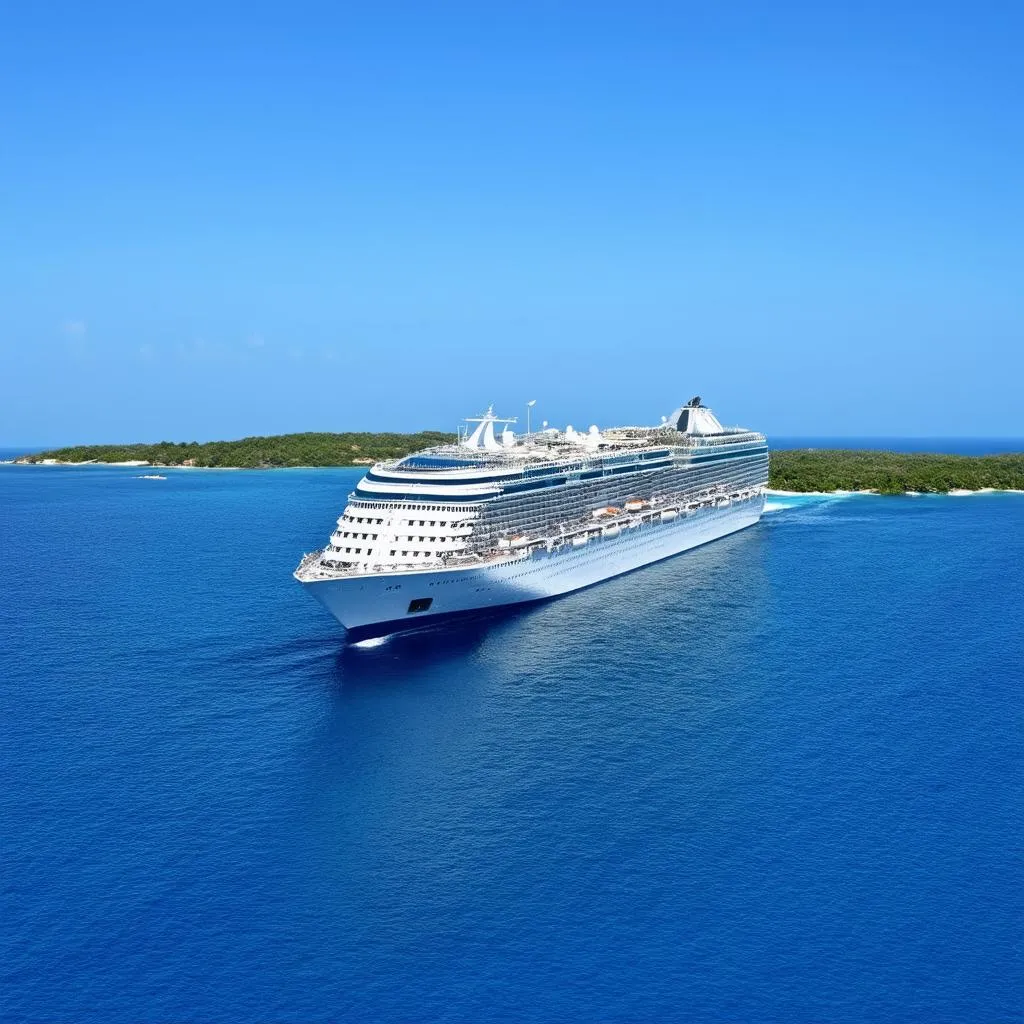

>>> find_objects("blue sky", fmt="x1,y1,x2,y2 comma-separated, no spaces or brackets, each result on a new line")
1,1,1021,444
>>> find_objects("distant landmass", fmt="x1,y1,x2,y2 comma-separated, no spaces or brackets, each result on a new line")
11,435,1024,493
12,432,457,469
770,449,1024,494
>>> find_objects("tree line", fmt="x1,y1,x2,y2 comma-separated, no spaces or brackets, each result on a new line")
18,431,458,468
17,436,1024,491
768,449,1024,493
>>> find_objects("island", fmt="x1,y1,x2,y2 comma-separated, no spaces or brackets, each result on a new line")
11,436,1024,493
770,449,1024,494
13,431,457,469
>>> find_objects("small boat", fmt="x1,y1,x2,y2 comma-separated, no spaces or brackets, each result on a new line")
139,474,167,480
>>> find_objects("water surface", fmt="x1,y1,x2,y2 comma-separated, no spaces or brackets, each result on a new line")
2,465,1021,1022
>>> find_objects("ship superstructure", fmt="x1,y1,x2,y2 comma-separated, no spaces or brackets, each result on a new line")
295,398,768,640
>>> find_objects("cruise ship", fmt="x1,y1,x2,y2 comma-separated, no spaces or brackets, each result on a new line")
295,398,768,641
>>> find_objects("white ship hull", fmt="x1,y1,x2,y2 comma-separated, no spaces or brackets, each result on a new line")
301,493,763,641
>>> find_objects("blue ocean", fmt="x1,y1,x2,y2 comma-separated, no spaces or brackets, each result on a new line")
2,454,1022,1023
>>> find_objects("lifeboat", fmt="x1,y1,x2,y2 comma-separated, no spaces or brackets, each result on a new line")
660,509,678,521
571,535,589,547
591,506,620,519
510,536,530,548
624,498,648,511
602,524,621,538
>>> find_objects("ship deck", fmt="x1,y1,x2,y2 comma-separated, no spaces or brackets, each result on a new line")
294,484,763,583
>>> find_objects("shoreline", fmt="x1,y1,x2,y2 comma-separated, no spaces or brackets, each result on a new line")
4,462,1022,495
3,460,340,470
767,488,877,496
766,487,1024,497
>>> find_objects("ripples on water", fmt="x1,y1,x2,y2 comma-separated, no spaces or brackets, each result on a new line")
2,466,1022,1023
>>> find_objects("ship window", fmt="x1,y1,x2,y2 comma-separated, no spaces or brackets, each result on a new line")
407,598,433,614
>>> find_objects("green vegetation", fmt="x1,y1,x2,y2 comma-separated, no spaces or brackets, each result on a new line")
769,449,1024,494
16,431,457,469
15,437,1024,492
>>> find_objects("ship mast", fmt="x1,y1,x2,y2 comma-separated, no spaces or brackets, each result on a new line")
461,406,517,450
